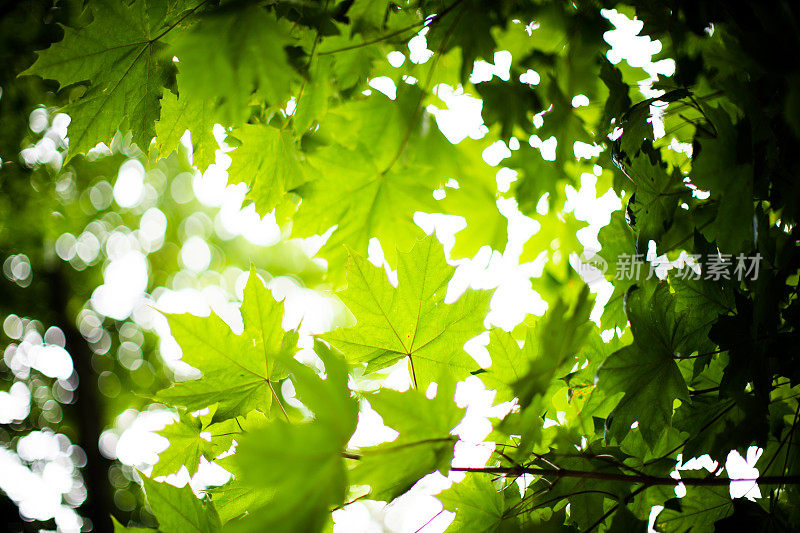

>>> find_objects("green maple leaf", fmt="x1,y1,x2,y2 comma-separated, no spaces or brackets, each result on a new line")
539,451,628,530
597,283,691,446
22,0,186,155
172,4,300,124
617,91,689,156
317,27,382,90
623,154,690,247
597,209,640,329
655,485,734,532
111,516,157,533
618,101,654,156
673,395,767,464
141,476,221,533
223,341,357,533
438,476,509,532
226,124,307,217
206,484,271,526
507,143,570,216
690,105,755,253
481,328,529,404
204,408,271,460
519,209,587,265
292,91,441,272
425,0,497,81
155,73,219,170
537,81,594,163
282,340,359,442
488,289,593,457
292,56,333,135
228,424,343,532
347,0,390,34
482,288,592,407
433,137,509,259
475,79,543,138
609,506,649,532
294,144,436,274
511,286,593,408
152,412,214,477
324,235,490,388
156,267,297,421
599,57,631,132
669,253,735,369
352,379,464,500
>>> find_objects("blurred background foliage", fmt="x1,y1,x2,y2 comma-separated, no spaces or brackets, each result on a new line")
1,2,335,529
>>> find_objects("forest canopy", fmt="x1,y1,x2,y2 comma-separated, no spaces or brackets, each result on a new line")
2,0,800,531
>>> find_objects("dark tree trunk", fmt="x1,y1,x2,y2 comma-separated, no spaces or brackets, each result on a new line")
46,265,116,531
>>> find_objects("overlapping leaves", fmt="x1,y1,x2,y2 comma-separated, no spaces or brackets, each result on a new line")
20,0,800,531
22,0,187,154
352,379,464,501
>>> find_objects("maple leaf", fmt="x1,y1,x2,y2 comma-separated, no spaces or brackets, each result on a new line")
171,4,300,124
226,124,308,217
140,476,221,533
151,412,214,477
316,26,382,90
324,235,490,388
293,142,439,274
156,267,297,421
481,285,592,407
507,143,570,216
655,485,735,532
22,0,193,155
352,378,464,500
155,73,219,170
431,137,510,259
537,82,594,163
438,476,508,532
222,341,357,532
623,154,690,247
690,105,755,253
596,209,640,329
292,56,333,135
480,328,529,404
597,283,691,446
347,0,390,35
599,57,632,132
291,90,444,271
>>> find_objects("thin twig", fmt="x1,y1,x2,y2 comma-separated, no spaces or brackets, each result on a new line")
414,509,445,533
379,1,468,175
318,0,468,56
585,485,648,533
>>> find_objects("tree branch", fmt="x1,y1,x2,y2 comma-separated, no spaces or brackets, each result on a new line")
46,265,116,531
451,466,800,486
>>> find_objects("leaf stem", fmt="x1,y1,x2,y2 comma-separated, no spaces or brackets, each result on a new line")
151,0,211,43
268,380,290,422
